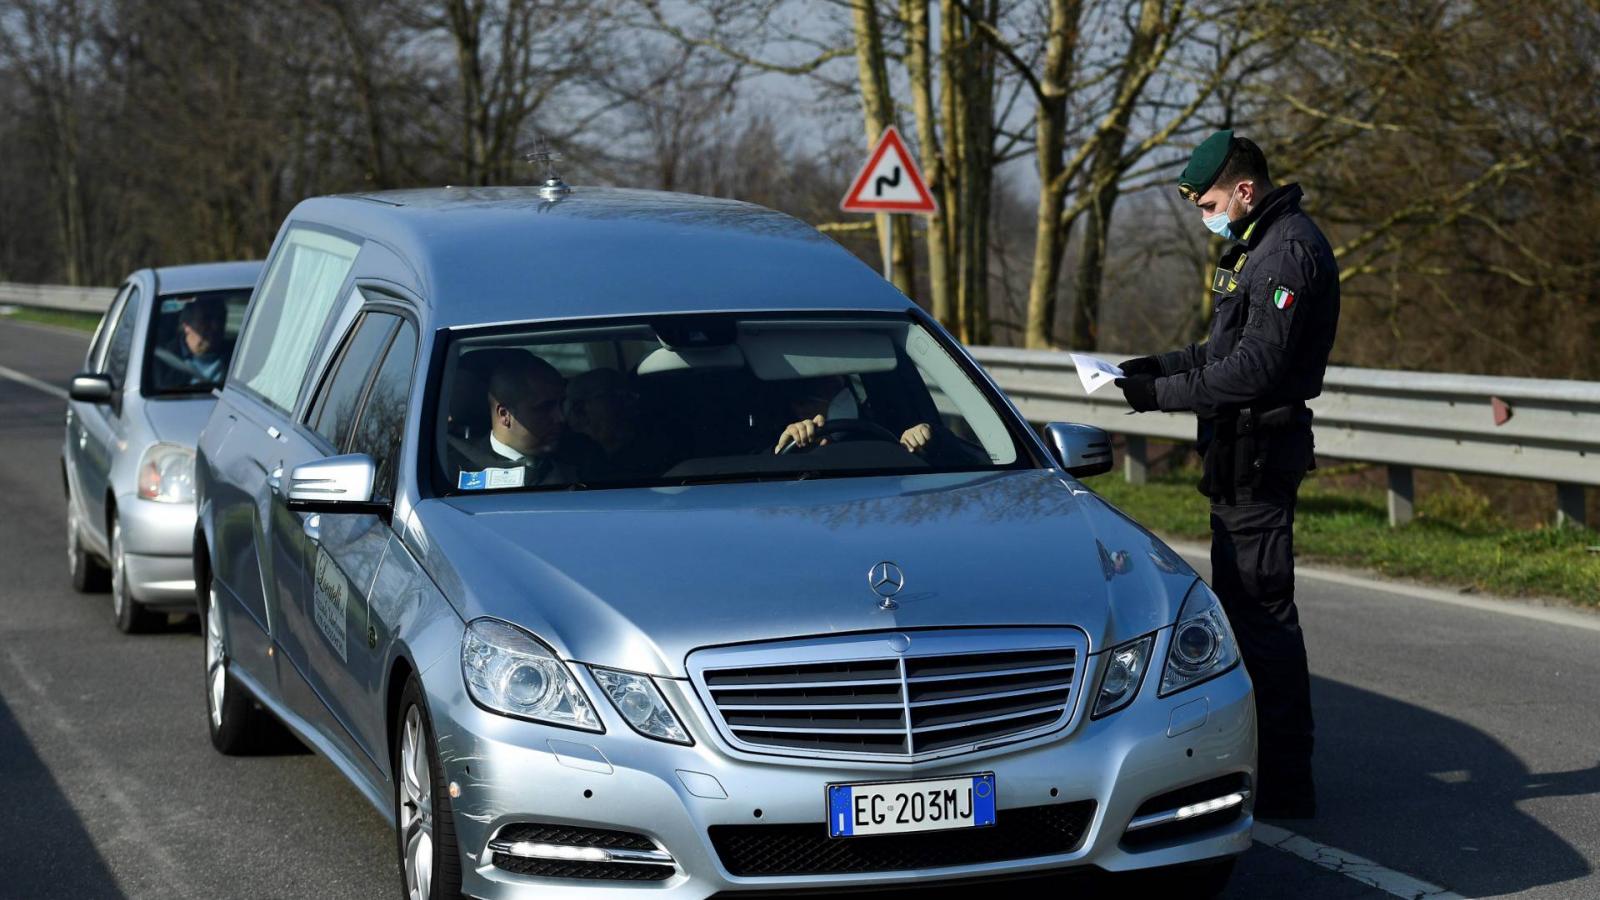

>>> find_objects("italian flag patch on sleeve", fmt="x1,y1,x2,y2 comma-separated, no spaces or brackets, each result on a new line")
1273,286,1296,310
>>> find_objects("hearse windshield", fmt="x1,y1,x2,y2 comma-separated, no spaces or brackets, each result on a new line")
430,314,1033,494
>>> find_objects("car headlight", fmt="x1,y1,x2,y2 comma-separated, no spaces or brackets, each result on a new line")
590,667,691,745
461,619,601,731
1092,634,1154,718
1159,580,1241,697
137,443,195,503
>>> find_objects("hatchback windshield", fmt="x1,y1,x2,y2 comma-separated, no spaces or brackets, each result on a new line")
432,314,1031,493
143,289,251,395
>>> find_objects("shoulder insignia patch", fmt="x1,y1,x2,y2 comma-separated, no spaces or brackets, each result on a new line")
1273,286,1296,310
1212,267,1231,293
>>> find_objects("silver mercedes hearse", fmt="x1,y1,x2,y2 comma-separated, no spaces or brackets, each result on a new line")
194,185,1255,898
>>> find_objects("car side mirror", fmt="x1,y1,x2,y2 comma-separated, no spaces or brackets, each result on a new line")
287,453,388,517
1044,422,1113,478
69,373,115,405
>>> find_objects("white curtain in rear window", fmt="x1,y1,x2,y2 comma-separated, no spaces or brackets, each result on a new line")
238,229,359,411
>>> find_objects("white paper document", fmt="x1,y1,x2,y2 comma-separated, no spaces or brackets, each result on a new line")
1070,353,1125,395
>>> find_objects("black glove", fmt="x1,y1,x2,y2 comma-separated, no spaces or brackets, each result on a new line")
1116,375,1159,412
1119,355,1163,377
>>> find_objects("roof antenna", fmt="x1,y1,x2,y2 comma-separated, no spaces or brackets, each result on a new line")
525,137,571,200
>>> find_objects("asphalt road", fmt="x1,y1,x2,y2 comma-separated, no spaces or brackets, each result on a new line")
2,316,1596,900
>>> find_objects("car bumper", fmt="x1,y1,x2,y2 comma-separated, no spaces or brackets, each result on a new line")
421,637,1256,899
116,495,196,607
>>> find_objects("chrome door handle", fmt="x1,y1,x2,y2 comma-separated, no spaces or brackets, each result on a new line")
268,465,283,493
303,514,321,541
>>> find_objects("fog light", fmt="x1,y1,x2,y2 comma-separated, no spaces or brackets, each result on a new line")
1175,791,1247,820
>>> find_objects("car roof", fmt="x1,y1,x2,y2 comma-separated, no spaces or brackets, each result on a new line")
286,186,913,328
149,260,264,295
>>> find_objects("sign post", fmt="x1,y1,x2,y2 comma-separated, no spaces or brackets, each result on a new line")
840,126,938,281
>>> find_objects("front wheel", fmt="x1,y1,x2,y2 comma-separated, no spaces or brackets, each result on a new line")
395,675,464,900
111,518,161,633
66,500,109,593
201,579,276,754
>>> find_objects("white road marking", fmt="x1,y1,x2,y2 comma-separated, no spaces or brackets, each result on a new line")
1168,540,1600,635
1255,823,1464,899
0,361,69,400
1,647,202,900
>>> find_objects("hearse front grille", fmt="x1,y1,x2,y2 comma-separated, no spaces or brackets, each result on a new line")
695,634,1082,760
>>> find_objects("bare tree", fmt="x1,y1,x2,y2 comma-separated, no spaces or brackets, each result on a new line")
0,0,1591,386
962,0,1251,348
0,0,101,284
408,0,615,184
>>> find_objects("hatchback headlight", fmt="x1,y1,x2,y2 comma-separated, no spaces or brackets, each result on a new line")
1092,634,1154,718
590,667,691,745
461,619,601,731
137,443,195,503
1159,580,1241,697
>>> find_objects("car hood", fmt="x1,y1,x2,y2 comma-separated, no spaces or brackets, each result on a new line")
140,394,216,447
409,470,1199,677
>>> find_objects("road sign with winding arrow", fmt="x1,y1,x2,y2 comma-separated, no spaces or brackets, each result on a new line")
840,126,937,214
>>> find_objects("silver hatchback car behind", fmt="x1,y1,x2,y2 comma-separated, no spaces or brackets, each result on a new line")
64,261,259,631
195,187,1255,898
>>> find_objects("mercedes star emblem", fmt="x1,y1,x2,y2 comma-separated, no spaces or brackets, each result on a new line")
868,561,905,610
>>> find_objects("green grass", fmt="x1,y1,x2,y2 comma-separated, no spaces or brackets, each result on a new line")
1092,467,1600,606
0,306,102,332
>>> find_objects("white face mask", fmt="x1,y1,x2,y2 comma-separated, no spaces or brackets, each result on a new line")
1202,184,1246,239
1203,209,1232,239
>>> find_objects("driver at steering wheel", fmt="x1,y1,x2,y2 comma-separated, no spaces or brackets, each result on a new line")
772,375,933,455
156,296,232,388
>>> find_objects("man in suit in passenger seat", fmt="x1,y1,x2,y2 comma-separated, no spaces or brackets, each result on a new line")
451,351,606,487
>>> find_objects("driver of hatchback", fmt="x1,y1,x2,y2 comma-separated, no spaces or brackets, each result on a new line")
773,375,934,455
158,296,231,387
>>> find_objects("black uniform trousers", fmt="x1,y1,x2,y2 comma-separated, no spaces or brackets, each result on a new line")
1207,426,1315,805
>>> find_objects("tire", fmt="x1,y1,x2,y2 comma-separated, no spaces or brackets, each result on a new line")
111,517,162,633
394,675,465,900
66,499,109,593
201,577,276,754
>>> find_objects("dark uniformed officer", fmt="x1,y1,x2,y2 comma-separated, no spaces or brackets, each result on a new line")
1115,130,1339,819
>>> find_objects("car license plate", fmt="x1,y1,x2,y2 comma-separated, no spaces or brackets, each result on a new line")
826,773,996,838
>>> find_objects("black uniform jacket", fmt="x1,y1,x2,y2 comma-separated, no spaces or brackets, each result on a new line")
1153,184,1340,421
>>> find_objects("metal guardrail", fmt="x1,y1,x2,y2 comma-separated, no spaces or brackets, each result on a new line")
0,281,1589,526
0,282,117,314
971,347,1597,529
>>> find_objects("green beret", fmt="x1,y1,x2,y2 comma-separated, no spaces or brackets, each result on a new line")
1178,129,1234,199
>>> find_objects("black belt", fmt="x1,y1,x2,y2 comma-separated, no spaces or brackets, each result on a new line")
1198,402,1310,502
1237,402,1311,433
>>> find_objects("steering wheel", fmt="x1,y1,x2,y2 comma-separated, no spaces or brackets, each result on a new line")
777,418,902,454
154,346,194,374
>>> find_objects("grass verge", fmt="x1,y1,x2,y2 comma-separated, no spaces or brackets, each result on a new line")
1092,467,1600,607
0,306,102,332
